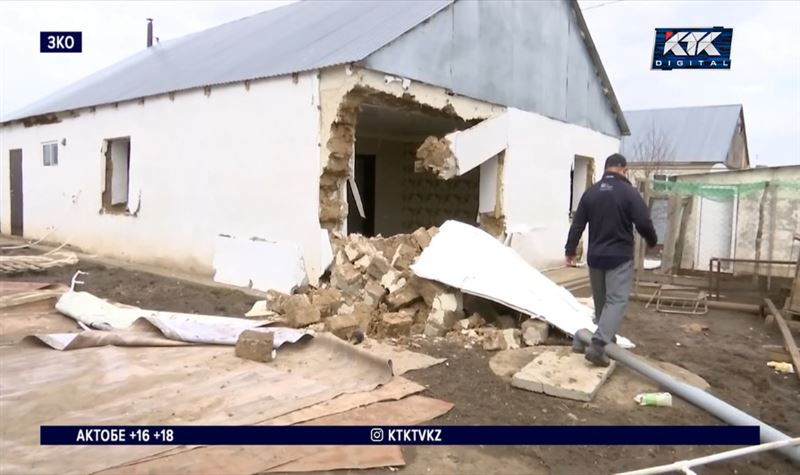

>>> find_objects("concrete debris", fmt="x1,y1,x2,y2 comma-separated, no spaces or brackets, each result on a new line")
256,227,572,350
332,261,363,296
409,275,447,307
432,292,463,313
366,255,392,280
411,227,432,249
235,329,275,363
381,313,413,338
511,348,615,402
283,294,321,328
324,313,360,340
416,136,457,180
386,281,421,310
311,288,342,317
522,319,550,346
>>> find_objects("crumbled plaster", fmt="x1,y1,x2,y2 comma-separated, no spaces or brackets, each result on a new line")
318,66,506,232
416,136,457,180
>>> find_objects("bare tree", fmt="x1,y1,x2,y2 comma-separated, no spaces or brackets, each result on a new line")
631,119,675,184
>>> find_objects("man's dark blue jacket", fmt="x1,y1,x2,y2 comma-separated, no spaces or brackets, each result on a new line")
565,172,658,270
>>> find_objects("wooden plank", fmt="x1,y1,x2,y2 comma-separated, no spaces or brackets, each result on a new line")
764,298,800,383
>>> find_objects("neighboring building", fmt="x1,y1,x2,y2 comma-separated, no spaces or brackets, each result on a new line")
660,166,800,277
620,104,750,245
0,0,628,289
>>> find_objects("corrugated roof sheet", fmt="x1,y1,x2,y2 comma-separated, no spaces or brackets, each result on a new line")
620,104,742,163
3,0,452,122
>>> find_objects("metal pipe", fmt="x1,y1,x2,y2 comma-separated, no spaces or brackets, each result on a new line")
575,329,800,465
146,18,153,48
617,438,800,475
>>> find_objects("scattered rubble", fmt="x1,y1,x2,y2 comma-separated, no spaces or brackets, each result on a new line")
235,329,275,362
248,227,561,350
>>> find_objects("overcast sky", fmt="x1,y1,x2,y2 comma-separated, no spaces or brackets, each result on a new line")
1,0,797,166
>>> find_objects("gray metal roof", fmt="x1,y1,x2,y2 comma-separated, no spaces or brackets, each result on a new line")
3,0,452,122
620,104,743,163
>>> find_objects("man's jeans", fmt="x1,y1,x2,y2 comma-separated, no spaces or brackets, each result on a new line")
574,260,634,351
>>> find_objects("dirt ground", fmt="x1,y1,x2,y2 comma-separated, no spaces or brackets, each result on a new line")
2,257,799,475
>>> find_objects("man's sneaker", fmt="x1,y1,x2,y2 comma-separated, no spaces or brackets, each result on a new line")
585,345,610,367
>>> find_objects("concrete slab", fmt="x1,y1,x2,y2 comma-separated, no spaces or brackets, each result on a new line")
511,348,615,402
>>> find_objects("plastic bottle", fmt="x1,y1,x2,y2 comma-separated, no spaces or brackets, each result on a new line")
634,392,673,407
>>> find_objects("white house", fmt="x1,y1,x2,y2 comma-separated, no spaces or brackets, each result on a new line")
0,0,628,290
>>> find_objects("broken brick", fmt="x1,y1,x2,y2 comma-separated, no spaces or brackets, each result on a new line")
411,227,432,249
363,280,386,307
382,313,413,338
432,292,463,313
522,319,550,346
352,303,375,332
482,328,521,351
409,276,447,306
366,255,392,280
283,294,321,328
390,243,417,271
235,329,274,362
332,261,364,295
343,244,361,262
265,289,290,313
354,254,372,270
311,287,342,317
386,281,421,309
325,313,360,340
380,269,402,290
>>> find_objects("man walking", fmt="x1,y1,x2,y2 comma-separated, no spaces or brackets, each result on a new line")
565,153,657,366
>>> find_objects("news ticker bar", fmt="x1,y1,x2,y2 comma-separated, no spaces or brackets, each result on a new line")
40,426,760,446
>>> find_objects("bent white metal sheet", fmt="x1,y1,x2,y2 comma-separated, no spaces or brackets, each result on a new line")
411,220,634,348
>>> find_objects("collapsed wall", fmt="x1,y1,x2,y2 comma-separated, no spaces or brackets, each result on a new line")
259,227,552,351
317,66,506,235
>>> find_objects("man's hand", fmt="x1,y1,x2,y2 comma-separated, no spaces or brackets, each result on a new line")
565,255,577,267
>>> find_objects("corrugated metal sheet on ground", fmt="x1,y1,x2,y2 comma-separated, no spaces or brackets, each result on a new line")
0,337,391,474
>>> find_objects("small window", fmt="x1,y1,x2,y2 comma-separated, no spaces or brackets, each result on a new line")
42,142,58,166
102,137,131,212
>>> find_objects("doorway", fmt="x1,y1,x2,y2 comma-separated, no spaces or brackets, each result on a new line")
9,149,23,236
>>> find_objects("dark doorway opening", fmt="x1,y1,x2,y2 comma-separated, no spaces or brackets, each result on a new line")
9,149,23,236
347,154,376,236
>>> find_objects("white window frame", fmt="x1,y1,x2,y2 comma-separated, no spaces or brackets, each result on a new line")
42,142,59,167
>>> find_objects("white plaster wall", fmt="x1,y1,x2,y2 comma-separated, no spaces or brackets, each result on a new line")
503,108,621,270
0,73,323,279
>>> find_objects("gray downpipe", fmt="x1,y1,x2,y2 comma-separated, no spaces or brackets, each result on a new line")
575,329,800,465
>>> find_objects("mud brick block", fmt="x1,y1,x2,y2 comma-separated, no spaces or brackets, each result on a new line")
235,330,274,362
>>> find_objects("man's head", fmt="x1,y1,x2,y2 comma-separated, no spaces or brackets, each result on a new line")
604,153,627,174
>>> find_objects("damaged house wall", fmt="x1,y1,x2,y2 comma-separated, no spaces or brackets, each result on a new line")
356,137,480,236
0,72,323,277
317,66,505,236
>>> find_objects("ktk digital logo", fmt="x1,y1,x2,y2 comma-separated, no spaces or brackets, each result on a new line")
652,27,733,70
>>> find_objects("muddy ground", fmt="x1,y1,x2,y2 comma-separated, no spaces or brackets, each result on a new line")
3,257,799,475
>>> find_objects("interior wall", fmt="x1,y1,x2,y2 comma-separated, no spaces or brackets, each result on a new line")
356,137,479,236
0,72,322,279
